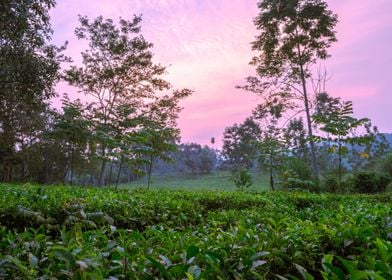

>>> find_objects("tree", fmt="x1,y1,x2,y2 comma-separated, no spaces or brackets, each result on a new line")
142,127,177,190
65,15,191,186
377,152,392,177
258,120,285,191
283,118,308,161
176,143,217,175
0,0,66,182
222,117,262,169
241,0,338,177
313,95,373,187
180,143,203,175
230,169,253,192
359,124,391,170
252,100,287,191
199,146,217,174
140,86,192,189
50,96,91,184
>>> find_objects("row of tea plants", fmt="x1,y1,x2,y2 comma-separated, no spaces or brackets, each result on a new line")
0,183,392,279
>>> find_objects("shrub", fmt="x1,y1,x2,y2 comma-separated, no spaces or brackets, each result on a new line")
230,169,253,192
352,171,391,193
376,172,391,192
283,157,312,180
386,182,392,192
322,175,339,193
340,174,355,193
286,177,316,190
281,169,317,191
377,152,392,176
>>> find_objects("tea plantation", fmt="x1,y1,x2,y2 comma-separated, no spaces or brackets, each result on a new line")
1,184,392,279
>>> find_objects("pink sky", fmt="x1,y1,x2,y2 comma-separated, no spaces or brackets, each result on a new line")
50,0,392,146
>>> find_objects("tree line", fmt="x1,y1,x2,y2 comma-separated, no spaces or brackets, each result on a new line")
0,0,191,187
1,0,390,191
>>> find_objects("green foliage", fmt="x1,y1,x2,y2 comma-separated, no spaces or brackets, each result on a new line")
283,157,312,181
313,94,374,186
241,0,338,177
222,117,261,169
351,171,391,194
321,175,339,193
280,169,316,191
252,0,338,77
50,96,92,184
377,152,392,177
0,0,67,182
230,169,253,192
280,158,315,191
1,184,392,279
386,182,392,193
284,118,309,161
279,239,392,280
63,15,191,187
252,102,290,191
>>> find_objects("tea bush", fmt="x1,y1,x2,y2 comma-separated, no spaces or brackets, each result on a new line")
0,184,391,279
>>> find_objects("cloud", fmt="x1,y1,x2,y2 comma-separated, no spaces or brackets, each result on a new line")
50,0,392,147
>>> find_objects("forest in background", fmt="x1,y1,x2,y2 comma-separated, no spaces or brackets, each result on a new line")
1,0,392,193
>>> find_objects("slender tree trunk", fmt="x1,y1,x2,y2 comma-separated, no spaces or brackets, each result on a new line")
147,154,153,190
115,155,124,189
21,161,26,182
108,160,113,187
126,166,131,183
252,151,260,184
338,137,342,191
5,164,11,182
70,145,74,185
299,63,319,178
98,147,107,187
63,165,69,185
98,160,106,187
295,35,319,179
269,153,274,191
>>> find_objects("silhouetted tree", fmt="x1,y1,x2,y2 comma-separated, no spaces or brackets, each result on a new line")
64,15,191,186
0,0,66,182
241,0,338,177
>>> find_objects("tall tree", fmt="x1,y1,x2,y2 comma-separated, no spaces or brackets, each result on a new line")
65,15,191,186
241,0,338,177
0,0,66,182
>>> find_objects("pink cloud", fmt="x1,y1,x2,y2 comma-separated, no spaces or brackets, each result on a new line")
50,0,392,147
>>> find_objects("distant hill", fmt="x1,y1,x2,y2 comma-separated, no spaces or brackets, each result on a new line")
383,133,392,146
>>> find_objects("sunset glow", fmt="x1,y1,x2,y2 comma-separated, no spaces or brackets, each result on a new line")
50,0,392,146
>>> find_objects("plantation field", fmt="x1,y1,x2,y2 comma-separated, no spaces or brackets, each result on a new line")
122,172,269,191
1,184,392,279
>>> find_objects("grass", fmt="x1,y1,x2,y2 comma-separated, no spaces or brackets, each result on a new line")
120,171,270,191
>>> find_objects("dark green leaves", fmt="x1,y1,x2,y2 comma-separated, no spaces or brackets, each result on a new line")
253,0,338,76
1,184,392,279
